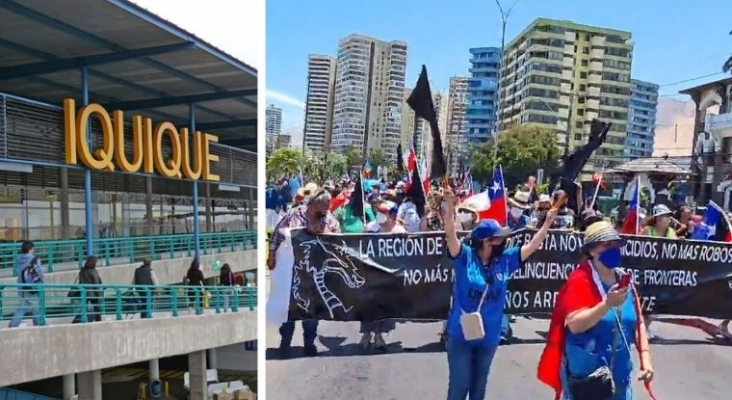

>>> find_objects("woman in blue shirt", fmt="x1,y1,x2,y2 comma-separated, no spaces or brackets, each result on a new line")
443,187,556,400
538,220,654,400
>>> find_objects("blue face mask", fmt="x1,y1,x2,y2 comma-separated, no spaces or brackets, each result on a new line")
597,247,622,269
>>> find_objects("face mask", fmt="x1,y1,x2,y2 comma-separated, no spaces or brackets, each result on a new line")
458,212,474,223
492,242,506,256
597,247,622,269
510,207,523,218
376,213,388,224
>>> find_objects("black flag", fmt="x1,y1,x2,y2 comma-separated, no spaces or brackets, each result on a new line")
396,143,405,174
407,65,447,179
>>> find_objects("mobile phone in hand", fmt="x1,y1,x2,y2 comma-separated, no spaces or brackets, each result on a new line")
617,273,632,289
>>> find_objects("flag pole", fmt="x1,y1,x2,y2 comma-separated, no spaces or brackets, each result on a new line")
588,167,605,211
499,165,508,222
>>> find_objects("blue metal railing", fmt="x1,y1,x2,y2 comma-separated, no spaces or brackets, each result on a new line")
0,387,59,400
0,283,257,326
0,230,257,273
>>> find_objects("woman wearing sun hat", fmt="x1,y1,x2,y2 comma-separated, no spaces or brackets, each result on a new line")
640,204,676,239
442,186,556,400
537,219,655,400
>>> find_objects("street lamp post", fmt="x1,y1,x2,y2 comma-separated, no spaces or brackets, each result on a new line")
492,0,527,162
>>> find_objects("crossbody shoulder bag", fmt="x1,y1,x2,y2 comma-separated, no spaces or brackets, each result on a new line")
565,263,624,400
459,261,498,341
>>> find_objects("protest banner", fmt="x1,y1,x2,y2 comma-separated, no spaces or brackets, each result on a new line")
266,228,732,324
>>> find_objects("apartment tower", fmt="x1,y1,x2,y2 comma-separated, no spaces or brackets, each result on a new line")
498,18,633,170
446,76,470,171
265,104,283,156
330,34,408,160
625,79,659,158
303,54,338,153
467,47,501,144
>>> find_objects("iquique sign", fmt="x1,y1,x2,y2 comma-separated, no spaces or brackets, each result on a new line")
63,99,220,181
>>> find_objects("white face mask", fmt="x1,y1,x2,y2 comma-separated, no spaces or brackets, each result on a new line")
458,212,474,223
376,213,388,224
510,207,523,218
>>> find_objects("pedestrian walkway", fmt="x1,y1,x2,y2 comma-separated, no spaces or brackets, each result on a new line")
0,231,257,277
0,283,257,328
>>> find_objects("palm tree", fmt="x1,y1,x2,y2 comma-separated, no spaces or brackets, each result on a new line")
724,30,732,73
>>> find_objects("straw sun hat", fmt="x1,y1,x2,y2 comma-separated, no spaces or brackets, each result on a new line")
581,220,624,252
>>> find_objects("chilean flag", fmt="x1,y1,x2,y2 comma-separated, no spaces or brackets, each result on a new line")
463,167,507,225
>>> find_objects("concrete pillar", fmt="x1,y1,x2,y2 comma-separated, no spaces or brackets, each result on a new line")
60,168,70,239
207,348,217,370
188,350,208,400
77,370,102,400
62,374,75,400
205,182,212,232
145,177,154,236
149,358,160,384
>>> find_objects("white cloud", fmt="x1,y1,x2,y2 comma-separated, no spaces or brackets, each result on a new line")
266,90,306,109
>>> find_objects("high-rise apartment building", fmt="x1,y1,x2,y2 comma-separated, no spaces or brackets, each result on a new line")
467,47,501,144
446,76,470,156
330,34,408,160
625,79,659,158
498,18,633,170
303,54,338,153
265,104,282,155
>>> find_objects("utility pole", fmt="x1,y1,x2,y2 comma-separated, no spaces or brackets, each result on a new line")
491,0,526,163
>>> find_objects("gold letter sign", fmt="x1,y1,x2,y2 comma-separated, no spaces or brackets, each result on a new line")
64,99,220,182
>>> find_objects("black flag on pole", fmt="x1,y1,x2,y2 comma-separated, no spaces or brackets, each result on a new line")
407,65,447,179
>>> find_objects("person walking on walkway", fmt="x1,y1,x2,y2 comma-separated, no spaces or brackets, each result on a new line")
9,241,45,327
74,256,103,323
132,258,158,318
442,186,556,400
185,260,206,315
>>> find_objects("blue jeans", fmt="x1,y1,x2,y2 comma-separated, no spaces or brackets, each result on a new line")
446,338,498,400
279,320,319,347
9,295,42,327
501,315,510,336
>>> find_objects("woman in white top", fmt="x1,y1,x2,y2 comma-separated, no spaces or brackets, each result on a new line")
360,201,405,353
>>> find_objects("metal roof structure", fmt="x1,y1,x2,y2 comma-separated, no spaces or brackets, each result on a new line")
605,157,692,176
0,0,257,151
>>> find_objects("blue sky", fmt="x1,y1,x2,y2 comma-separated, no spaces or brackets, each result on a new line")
266,0,732,143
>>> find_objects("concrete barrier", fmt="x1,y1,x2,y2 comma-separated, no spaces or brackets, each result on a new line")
0,249,258,286
0,311,257,386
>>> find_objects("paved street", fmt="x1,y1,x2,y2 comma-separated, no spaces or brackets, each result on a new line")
266,317,732,400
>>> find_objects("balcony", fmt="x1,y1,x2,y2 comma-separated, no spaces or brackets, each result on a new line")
707,113,732,139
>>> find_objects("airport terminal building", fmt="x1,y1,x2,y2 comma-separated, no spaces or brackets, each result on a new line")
0,0,258,248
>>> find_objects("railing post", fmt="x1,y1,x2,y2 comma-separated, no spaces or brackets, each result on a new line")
232,287,239,312
115,287,122,321
80,288,87,323
248,288,254,311
38,285,47,326
145,286,153,318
